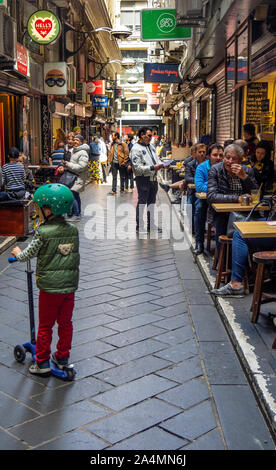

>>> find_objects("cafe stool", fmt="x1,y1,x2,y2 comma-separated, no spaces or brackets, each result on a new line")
206,223,216,253
214,235,249,293
250,252,276,329
214,236,233,289
212,247,218,270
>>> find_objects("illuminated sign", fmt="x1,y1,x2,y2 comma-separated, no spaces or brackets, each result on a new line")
27,10,61,45
144,63,180,83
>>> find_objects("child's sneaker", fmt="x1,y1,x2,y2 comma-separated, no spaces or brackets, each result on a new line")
29,360,51,377
52,353,68,370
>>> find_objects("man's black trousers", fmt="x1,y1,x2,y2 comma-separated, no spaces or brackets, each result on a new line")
135,176,158,229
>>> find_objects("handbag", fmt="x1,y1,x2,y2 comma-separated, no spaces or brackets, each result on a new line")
59,170,77,189
226,199,273,238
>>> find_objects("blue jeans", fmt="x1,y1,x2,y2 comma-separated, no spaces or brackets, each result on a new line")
231,230,276,282
71,191,81,216
194,198,207,245
0,192,9,201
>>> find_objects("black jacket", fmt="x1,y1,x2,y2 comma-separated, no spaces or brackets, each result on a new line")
185,158,201,185
207,161,258,204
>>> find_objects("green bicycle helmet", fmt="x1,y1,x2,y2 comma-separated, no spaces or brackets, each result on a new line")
33,183,74,216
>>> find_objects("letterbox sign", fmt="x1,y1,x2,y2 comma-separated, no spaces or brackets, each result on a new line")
92,96,108,108
144,63,180,84
27,10,61,45
86,80,105,95
14,44,30,77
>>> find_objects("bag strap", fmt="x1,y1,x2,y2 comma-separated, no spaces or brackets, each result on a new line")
245,198,273,221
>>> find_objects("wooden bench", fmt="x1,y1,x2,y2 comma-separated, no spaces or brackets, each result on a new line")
0,199,33,237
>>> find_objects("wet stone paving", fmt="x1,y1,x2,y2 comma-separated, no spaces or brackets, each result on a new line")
0,182,275,450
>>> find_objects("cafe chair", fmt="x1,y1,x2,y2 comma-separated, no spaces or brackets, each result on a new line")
250,251,276,348
215,235,249,294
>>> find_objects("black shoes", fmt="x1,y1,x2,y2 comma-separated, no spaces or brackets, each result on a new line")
159,183,170,193
193,243,204,255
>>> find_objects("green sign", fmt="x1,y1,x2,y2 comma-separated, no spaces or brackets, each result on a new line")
141,9,191,41
27,10,61,45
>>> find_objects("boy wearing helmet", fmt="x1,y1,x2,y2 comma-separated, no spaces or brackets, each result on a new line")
11,184,80,376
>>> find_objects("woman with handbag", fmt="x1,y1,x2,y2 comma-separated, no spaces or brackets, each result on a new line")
63,134,89,221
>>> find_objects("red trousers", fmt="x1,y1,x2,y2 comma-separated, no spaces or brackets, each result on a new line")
36,291,75,364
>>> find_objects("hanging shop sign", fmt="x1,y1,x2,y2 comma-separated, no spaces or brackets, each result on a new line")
44,62,67,95
14,44,30,77
144,63,180,83
86,80,105,95
141,9,191,41
27,10,61,45
148,94,160,106
92,96,108,108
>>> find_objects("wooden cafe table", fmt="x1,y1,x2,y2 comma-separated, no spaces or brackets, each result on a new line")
233,221,276,238
212,202,270,213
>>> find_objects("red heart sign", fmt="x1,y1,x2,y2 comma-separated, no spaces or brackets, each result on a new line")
34,19,53,38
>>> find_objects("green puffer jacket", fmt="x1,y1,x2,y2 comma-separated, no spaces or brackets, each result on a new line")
36,217,80,294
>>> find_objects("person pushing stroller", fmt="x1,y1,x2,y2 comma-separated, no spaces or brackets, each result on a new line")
11,183,80,377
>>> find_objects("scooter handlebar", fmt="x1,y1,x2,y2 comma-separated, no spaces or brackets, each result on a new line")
8,256,17,263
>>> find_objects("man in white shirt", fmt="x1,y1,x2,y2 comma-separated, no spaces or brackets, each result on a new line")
130,127,165,234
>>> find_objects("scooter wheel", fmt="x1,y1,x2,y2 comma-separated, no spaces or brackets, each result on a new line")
64,366,75,381
14,345,26,363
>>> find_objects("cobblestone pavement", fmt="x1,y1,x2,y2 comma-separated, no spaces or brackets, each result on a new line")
0,182,275,450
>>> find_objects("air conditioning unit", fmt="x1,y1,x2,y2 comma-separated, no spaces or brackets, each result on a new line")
0,11,17,61
76,81,87,103
175,0,207,26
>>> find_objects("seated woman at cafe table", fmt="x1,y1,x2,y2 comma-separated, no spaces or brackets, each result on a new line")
193,144,224,254
211,196,276,297
251,141,274,194
207,143,258,250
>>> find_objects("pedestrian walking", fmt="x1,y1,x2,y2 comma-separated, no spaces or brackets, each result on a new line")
89,136,102,183
108,132,129,195
99,136,108,183
63,134,89,221
11,183,80,377
124,135,134,192
130,127,165,233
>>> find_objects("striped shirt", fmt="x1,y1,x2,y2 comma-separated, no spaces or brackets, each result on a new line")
51,149,65,166
2,162,25,191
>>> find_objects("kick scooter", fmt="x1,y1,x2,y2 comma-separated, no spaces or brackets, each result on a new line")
8,256,76,381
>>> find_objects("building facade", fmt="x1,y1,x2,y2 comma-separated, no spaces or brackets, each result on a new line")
0,0,121,165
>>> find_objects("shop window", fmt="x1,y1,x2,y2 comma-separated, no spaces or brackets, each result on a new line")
225,19,251,94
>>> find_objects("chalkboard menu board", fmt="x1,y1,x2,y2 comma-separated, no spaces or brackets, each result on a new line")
246,82,268,124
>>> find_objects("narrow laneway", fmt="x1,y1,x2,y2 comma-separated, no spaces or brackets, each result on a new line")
0,182,274,450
